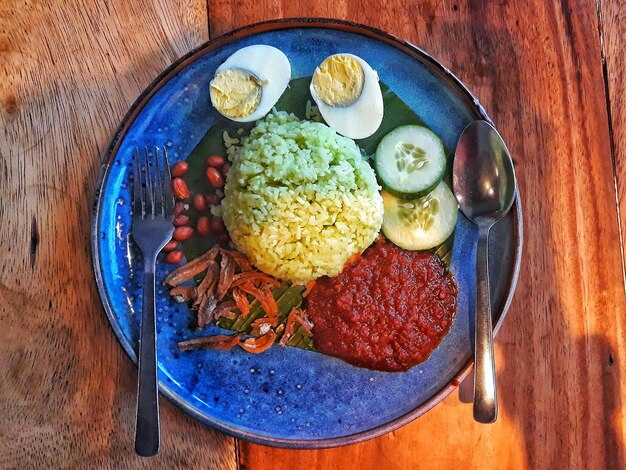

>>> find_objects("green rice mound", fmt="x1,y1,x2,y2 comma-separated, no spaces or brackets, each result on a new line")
222,111,383,284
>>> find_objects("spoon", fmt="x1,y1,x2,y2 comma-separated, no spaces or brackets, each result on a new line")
453,120,517,423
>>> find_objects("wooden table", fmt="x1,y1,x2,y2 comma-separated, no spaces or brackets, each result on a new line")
1,1,624,468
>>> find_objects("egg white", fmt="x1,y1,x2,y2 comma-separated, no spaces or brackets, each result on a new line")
214,45,291,122
310,54,384,139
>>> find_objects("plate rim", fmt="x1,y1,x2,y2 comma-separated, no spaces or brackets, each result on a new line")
91,17,523,449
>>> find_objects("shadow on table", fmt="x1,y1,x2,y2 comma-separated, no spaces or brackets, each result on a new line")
458,333,623,467
0,6,239,464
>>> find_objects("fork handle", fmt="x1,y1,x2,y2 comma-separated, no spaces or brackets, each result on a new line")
135,258,160,457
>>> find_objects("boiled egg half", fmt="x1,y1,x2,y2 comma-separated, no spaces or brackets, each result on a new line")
210,45,291,122
310,54,383,139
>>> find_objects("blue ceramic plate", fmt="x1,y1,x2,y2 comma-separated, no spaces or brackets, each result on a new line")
92,19,522,448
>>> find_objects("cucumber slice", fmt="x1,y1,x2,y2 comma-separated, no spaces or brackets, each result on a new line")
382,181,458,250
375,125,446,199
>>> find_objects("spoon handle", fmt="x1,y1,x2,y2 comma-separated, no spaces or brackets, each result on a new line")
473,224,498,423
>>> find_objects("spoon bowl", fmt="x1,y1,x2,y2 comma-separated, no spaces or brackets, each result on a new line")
454,121,516,224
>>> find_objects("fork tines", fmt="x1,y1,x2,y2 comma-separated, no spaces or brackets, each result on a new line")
133,147,174,220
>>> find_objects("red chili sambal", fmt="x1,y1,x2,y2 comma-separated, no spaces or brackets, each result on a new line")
305,238,457,372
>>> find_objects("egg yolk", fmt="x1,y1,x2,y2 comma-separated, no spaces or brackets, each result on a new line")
210,69,262,119
312,55,365,107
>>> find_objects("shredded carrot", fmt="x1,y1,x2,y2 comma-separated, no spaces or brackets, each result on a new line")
343,252,361,269
294,311,313,336
238,330,277,354
261,285,278,316
231,272,281,288
231,287,250,318
251,316,278,328
279,308,300,346
302,280,316,298
238,282,276,317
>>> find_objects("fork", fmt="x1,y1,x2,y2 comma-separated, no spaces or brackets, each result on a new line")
131,147,175,457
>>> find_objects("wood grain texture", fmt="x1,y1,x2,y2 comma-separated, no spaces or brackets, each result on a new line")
600,2,626,272
207,1,626,468
0,1,236,468
2,0,625,468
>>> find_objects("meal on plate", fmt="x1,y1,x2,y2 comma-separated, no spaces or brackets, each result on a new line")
162,45,459,372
